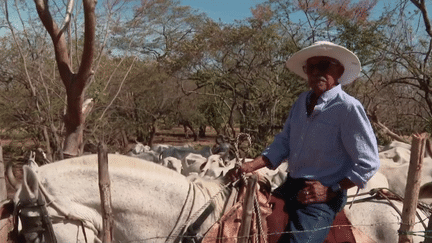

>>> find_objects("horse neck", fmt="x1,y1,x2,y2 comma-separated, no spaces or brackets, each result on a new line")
188,176,231,224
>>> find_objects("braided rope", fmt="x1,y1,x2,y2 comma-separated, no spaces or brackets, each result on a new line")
171,179,237,242
253,192,267,243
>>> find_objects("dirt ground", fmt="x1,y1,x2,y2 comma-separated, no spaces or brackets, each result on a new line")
152,126,219,147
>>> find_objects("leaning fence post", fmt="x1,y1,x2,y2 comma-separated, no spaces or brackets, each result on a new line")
0,146,7,202
398,133,428,243
98,142,114,243
425,138,432,243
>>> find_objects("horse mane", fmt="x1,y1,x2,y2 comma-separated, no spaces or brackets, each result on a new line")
186,174,231,216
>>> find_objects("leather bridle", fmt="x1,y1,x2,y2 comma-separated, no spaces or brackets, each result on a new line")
13,193,58,243
13,186,90,243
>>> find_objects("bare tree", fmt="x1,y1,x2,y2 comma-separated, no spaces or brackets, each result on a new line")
34,0,96,157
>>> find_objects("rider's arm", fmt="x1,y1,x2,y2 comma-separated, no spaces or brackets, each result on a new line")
240,156,272,174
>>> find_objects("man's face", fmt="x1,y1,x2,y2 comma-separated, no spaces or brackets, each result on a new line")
304,56,344,97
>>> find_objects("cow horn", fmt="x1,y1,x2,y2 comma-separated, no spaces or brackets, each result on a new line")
6,163,19,190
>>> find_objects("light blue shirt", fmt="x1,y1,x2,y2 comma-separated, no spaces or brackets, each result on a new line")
262,85,380,188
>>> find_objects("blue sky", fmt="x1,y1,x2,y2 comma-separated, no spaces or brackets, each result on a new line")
180,0,265,23
180,0,432,24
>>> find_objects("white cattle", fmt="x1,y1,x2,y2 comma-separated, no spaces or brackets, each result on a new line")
377,140,432,202
151,144,172,153
344,198,428,243
126,143,239,176
347,171,389,197
126,143,195,173
126,142,160,162
160,146,212,161
127,149,160,162
151,144,193,154
161,156,182,174
181,153,208,176
255,162,289,190
182,155,286,189
343,170,429,243
199,154,236,178
128,142,151,154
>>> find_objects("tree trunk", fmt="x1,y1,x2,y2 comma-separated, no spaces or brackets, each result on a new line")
199,125,206,138
63,113,85,158
34,0,96,158
148,122,156,147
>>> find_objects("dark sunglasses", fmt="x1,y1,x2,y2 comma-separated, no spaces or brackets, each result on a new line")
303,60,340,74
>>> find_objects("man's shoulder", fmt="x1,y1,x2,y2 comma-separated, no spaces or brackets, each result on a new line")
299,90,311,98
293,90,311,104
337,89,363,108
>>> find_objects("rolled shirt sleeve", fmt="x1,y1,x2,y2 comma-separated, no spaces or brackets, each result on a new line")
341,101,380,188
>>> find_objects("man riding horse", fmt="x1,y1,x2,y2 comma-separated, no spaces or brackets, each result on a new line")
236,41,380,242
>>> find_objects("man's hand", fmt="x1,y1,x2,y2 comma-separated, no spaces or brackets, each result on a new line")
228,156,269,182
297,180,336,204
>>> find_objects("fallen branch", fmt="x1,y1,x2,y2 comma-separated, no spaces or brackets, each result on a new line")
373,120,409,143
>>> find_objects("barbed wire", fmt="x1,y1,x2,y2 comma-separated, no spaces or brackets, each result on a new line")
112,220,432,242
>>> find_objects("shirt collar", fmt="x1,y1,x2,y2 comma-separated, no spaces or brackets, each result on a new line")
312,84,342,103
320,84,342,102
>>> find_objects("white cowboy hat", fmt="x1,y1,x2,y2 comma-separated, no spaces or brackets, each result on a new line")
285,41,361,85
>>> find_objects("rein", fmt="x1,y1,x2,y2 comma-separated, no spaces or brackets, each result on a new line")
166,178,237,243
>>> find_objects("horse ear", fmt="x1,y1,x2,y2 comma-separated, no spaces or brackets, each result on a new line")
16,165,40,202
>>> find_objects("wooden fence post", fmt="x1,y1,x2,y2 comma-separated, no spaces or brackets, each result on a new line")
425,216,432,243
398,133,428,243
238,175,258,243
0,146,7,202
98,142,114,243
425,139,432,243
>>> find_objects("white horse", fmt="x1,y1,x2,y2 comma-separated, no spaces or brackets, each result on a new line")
12,154,231,243
11,154,431,243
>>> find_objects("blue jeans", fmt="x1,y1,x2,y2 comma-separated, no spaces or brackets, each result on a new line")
273,176,347,243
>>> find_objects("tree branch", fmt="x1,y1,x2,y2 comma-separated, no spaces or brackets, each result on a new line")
33,0,73,85
410,0,432,37
76,0,96,91
59,0,75,34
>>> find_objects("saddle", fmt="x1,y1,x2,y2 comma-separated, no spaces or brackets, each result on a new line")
267,195,376,243
202,173,376,243
201,173,272,243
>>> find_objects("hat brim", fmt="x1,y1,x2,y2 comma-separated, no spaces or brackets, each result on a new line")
285,42,361,85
